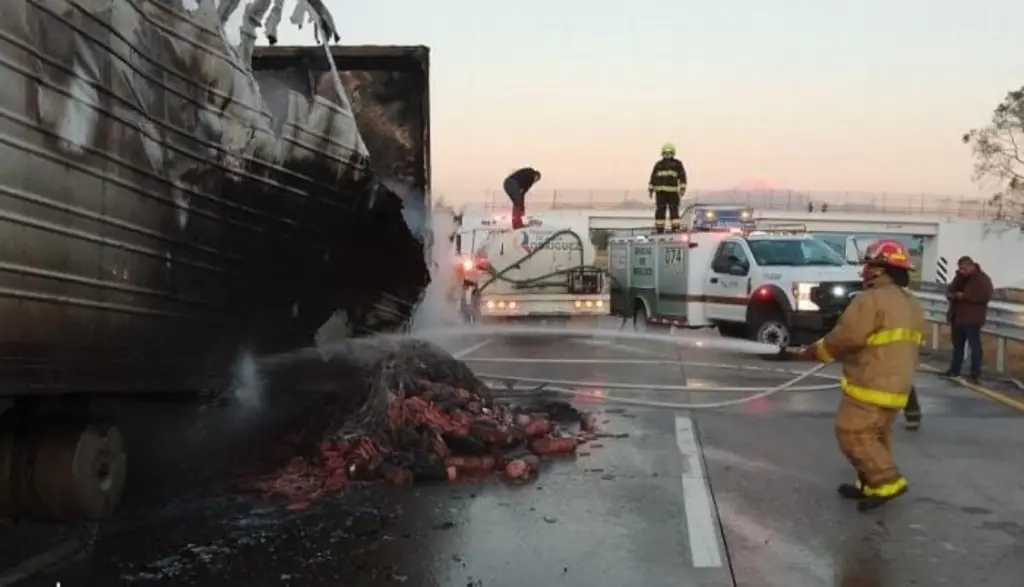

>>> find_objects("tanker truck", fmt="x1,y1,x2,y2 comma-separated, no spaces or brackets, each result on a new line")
0,1,430,521
459,215,608,323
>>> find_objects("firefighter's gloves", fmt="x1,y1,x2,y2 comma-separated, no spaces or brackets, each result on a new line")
810,339,835,363
793,339,834,363
794,346,818,361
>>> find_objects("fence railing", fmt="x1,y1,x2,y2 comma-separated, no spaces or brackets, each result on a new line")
912,291,1024,374
443,189,998,219
912,282,1024,304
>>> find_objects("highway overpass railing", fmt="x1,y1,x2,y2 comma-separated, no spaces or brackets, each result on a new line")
447,189,999,219
912,287,1024,375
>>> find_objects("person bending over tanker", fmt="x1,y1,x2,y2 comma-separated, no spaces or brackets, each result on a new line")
798,239,927,511
503,167,542,229
647,143,687,233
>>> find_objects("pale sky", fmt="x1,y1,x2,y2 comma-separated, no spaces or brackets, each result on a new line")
266,0,1024,202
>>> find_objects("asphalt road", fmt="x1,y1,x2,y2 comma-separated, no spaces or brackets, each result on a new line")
3,320,1024,586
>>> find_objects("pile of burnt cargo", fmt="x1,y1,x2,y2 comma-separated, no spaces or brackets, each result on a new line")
255,339,598,502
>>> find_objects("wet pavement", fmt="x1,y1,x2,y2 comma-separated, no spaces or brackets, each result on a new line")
3,320,1024,586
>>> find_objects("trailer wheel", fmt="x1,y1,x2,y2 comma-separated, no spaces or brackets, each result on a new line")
34,419,127,521
0,406,126,521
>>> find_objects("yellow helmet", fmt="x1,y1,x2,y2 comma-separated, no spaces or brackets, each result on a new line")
661,142,676,156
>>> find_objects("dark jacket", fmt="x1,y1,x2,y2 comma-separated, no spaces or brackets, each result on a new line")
506,167,540,193
648,157,687,193
946,267,994,326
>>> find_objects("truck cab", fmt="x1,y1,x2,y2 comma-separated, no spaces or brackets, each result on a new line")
608,222,862,348
702,232,862,347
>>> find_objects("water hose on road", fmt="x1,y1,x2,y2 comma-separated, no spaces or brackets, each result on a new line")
413,325,785,356
464,357,834,410
412,326,836,410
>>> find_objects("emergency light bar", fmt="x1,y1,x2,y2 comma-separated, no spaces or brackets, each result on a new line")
692,206,757,232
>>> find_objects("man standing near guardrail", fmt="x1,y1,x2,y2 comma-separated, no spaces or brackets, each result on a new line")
943,256,994,384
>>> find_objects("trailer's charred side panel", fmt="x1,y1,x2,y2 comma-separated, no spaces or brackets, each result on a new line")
0,2,430,394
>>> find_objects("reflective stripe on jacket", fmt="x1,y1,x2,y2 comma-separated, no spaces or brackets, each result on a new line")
812,275,928,408
648,157,687,193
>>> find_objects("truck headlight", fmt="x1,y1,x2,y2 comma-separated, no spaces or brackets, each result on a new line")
792,282,819,311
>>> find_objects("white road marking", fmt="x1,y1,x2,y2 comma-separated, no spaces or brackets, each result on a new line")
453,338,494,358
675,415,724,568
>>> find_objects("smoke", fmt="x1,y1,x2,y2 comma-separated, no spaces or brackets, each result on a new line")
230,350,265,410
409,203,465,332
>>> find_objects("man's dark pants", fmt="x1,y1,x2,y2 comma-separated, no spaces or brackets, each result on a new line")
503,178,525,229
949,323,983,379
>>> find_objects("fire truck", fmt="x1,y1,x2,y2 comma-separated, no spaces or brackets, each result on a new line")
455,215,608,323
607,211,862,349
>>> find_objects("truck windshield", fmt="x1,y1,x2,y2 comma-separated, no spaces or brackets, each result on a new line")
747,238,846,266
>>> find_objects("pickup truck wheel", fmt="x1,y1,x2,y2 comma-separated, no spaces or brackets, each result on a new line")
754,319,790,347
751,318,790,360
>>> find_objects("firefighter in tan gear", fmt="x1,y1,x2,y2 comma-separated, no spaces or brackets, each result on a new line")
647,143,687,233
799,238,927,512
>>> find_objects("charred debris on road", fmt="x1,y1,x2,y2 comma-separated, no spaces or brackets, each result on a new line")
252,339,605,507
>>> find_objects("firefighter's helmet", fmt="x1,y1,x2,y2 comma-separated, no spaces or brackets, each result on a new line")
661,142,676,157
863,239,914,269
861,239,913,282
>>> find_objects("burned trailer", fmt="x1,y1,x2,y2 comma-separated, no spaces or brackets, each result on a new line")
0,0,430,521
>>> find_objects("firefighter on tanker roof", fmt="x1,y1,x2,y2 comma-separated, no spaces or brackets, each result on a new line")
647,143,687,233
798,238,927,511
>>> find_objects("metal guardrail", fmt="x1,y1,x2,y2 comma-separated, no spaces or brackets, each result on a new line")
444,189,999,219
912,290,1024,373
911,282,1024,304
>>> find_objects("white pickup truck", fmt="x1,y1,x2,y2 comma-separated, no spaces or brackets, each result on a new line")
607,229,862,348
